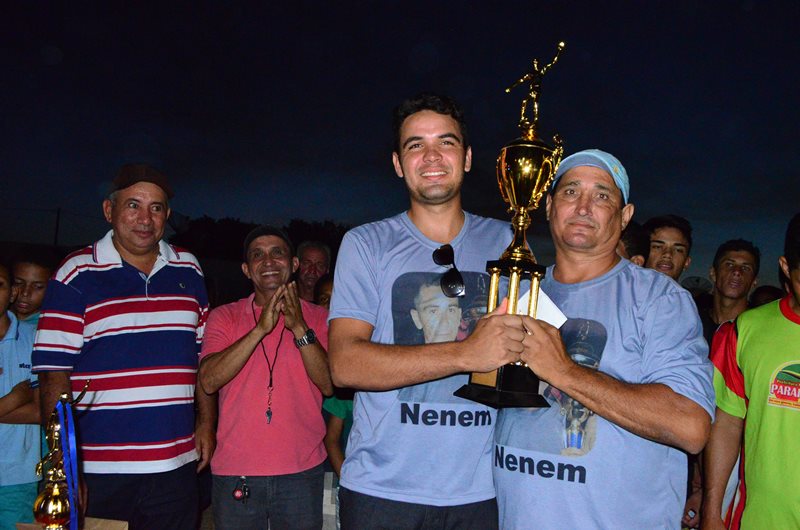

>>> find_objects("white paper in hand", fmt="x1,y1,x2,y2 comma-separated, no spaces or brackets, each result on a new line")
516,288,567,328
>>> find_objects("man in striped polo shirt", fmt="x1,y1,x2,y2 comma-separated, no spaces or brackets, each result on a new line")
32,164,216,530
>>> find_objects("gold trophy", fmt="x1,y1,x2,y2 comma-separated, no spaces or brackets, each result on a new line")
455,42,565,408
34,385,88,530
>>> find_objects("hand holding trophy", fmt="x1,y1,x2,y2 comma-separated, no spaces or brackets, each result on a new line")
455,42,566,408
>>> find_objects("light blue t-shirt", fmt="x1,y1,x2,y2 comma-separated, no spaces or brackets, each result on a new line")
329,211,512,506
494,259,715,529
1,311,39,486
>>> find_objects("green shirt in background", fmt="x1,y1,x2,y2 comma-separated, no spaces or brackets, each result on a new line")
712,297,800,529
323,395,354,451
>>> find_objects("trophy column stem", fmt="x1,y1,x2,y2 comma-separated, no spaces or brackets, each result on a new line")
512,207,531,228
528,274,542,318
502,208,534,262
487,267,501,312
512,208,531,243
508,269,521,314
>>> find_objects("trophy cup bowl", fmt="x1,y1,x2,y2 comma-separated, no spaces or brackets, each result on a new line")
497,136,563,262
498,138,560,211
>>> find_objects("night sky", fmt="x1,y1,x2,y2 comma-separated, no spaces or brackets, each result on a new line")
4,1,798,284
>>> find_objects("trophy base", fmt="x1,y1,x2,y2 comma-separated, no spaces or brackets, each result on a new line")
454,384,549,408
454,362,550,409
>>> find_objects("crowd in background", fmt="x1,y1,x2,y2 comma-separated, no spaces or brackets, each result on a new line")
2,103,798,529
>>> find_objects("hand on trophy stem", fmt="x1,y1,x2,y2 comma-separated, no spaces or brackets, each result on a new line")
459,297,526,373
519,316,575,386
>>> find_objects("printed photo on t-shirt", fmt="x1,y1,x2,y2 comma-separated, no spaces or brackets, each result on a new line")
496,318,607,456
392,271,489,404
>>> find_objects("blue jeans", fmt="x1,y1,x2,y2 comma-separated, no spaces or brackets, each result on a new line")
213,463,324,530
339,487,498,530
84,462,198,530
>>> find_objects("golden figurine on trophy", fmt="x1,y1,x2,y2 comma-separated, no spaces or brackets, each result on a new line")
455,42,566,408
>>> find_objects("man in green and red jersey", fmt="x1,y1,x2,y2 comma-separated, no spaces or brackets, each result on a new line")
702,212,800,529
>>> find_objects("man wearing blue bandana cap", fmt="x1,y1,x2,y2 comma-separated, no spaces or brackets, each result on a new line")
551,148,631,203
494,149,715,529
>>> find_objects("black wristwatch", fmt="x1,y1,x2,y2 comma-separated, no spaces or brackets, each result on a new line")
294,328,317,348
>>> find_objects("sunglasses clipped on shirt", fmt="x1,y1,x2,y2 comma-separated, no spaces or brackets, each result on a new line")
433,244,466,298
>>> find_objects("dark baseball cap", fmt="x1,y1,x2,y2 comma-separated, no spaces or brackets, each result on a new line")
111,163,174,199
242,225,294,262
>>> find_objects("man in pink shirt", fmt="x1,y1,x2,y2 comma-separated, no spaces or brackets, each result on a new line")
199,225,333,530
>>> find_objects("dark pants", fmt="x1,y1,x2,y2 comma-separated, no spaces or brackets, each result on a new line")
212,463,324,530
339,487,499,530
84,462,198,530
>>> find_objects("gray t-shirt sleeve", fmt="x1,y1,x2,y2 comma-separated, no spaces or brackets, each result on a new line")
640,289,715,419
329,230,379,327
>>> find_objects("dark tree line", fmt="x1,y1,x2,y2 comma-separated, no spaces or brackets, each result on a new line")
170,216,351,266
